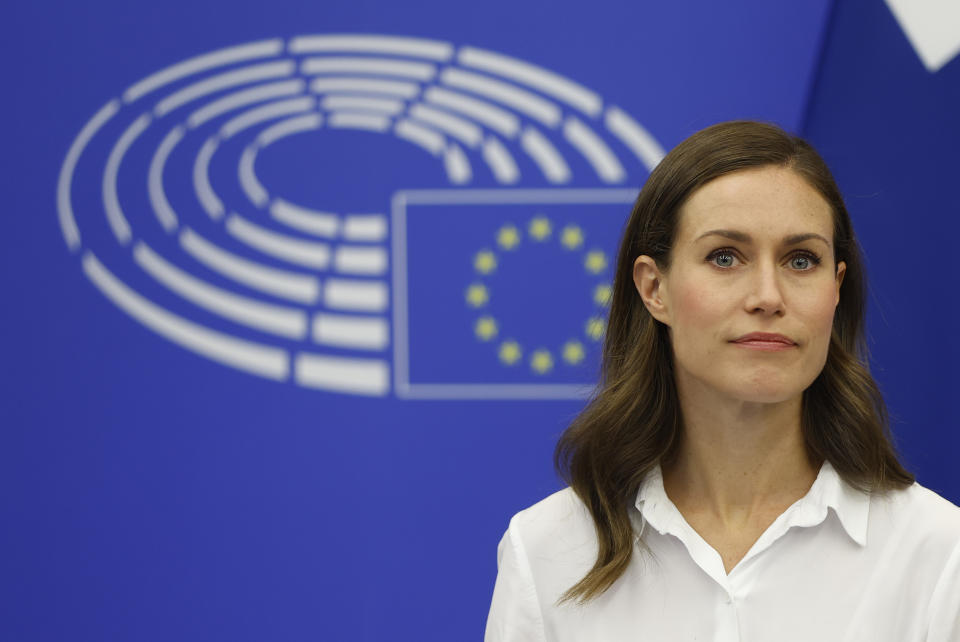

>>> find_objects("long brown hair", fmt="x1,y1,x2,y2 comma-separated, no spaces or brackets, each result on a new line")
554,121,913,604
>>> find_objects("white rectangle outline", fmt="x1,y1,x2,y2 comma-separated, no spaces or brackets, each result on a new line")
391,187,637,400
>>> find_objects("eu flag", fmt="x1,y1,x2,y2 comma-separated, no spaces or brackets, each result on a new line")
392,188,635,399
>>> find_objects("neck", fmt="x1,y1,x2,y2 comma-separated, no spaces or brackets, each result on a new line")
663,378,819,526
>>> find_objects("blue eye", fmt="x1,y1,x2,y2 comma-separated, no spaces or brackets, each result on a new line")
714,253,734,267
789,251,821,271
707,249,737,268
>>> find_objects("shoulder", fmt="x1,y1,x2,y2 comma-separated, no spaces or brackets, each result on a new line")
500,488,599,600
507,487,595,546
868,482,960,570
510,487,589,527
874,482,960,539
888,485,960,637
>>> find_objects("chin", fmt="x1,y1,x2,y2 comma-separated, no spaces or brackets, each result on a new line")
732,388,800,405
726,372,807,404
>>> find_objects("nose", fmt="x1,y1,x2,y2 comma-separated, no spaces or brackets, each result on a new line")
743,262,786,316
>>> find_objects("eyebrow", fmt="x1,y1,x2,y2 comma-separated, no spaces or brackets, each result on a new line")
695,229,831,247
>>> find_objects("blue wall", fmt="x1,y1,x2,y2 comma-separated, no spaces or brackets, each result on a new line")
2,1,956,639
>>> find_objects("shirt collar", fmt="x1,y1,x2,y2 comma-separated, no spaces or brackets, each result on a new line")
635,459,870,547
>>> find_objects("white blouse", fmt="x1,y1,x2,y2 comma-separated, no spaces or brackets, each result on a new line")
485,462,960,641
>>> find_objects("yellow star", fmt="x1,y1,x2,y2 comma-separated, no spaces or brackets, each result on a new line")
498,340,522,365
529,216,552,241
593,284,612,306
584,250,608,274
474,316,498,341
474,249,497,274
497,224,520,250
562,340,585,365
530,349,554,374
465,283,489,308
560,225,584,250
585,316,605,341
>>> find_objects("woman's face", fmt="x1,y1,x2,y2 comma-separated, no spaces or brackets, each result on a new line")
634,165,846,406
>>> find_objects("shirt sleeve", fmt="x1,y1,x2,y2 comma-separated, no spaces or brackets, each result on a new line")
484,518,547,642
927,540,960,642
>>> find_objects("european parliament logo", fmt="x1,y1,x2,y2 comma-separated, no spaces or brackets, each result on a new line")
57,34,664,398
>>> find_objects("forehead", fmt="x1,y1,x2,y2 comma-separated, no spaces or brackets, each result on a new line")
677,166,834,243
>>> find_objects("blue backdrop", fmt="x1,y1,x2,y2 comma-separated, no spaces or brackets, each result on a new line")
2,1,957,640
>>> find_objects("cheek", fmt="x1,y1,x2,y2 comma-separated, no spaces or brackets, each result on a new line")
671,279,730,341
803,286,841,333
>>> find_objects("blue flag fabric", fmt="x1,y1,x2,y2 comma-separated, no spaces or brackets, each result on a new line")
802,0,960,497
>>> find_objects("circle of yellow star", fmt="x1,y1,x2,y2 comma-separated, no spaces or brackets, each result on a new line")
584,250,608,274
593,284,612,306
528,216,552,241
560,225,584,250
465,283,489,308
530,349,554,374
497,224,521,250
562,340,585,365
585,316,605,341
474,249,497,274
498,340,522,365
474,316,498,341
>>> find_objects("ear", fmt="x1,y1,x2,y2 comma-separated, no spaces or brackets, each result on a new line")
834,260,846,305
633,255,671,326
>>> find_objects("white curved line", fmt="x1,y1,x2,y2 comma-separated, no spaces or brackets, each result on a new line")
325,278,388,312
226,214,331,269
301,57,436,80
124,39,284,103
103,113,151,244
288,34,452,61
220,96,316,139
312,314,388,350
394,119,445,155
180,228,319,304
321,95,405,114
187,79,305,128
444,143,472,184
520,127,570,183
392,187,640,204
154,61,295,117
397,187,636,204
148,125,184,232
563,116,625,183
333,246,387,275
482,136,519,184
83,251,289,380
409,104,482,148
238,145,268,207
458,46,602,117
329,111,391,132
391,193,409,391
271,198,340,237
399,383,589,400
423,87,519,138
310,77,420,98
256,113,323,147
343,214,386,241
440,68,561,127
194,136,224,219
605,106,665,171
294,352,389,396
134,242,307,339
58,99,119,250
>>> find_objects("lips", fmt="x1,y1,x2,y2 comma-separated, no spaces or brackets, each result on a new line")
730,332,797,351
731,332,796,345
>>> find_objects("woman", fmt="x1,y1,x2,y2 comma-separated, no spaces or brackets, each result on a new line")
484,121,960,641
